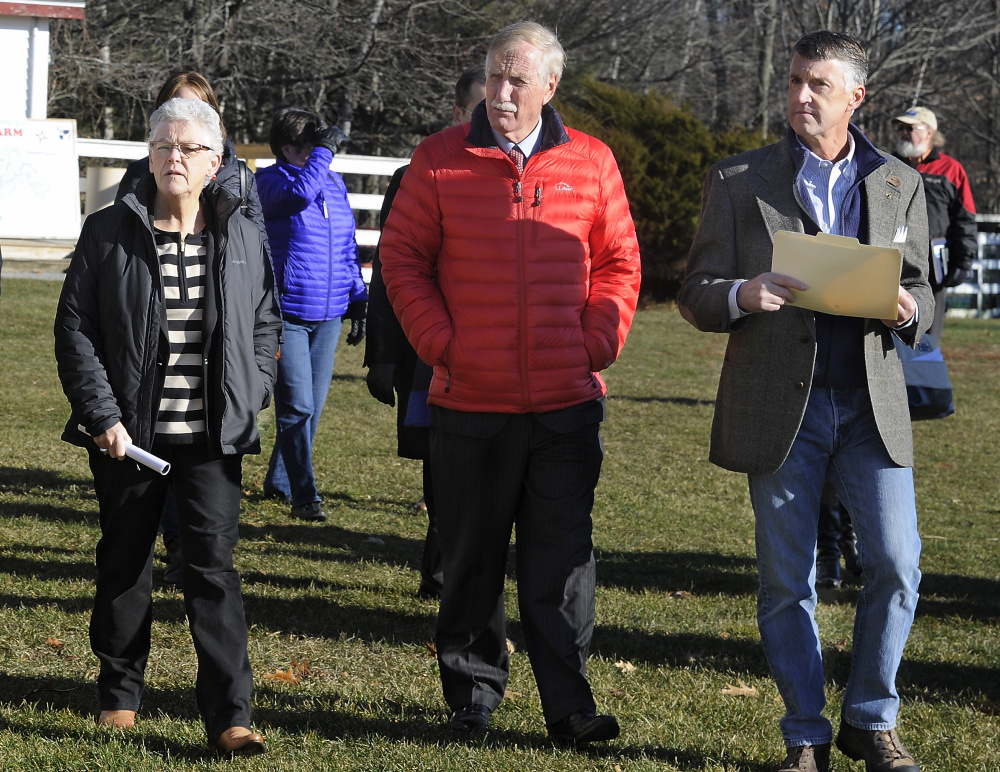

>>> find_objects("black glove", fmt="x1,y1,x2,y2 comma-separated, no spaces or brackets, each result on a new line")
366,363,396,406
942,265,972,288
314,125,350,155
344,301,367,346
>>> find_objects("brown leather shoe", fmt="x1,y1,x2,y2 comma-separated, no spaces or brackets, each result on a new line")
216,726,267,756
97,709,136,729
778,743,830,772
836,720,919,771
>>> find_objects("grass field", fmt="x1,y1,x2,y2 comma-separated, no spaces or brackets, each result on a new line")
1,277,998,771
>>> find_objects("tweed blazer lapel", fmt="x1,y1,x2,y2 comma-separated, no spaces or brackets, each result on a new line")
750,138,806,245
864,163,906,248
745,137,814,334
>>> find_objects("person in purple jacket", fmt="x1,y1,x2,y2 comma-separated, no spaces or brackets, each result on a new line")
256,108,367,521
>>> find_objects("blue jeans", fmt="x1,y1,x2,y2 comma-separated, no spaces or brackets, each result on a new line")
265,317,342,506
748,387,921,746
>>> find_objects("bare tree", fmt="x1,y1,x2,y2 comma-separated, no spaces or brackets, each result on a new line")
45,0,1000,205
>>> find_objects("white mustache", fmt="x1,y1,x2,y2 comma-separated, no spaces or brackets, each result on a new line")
491,100,517,113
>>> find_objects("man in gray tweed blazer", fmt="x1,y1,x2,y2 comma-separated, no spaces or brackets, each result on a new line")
679,31,931,772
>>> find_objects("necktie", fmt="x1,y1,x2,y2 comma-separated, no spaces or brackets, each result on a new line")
507,144,525,174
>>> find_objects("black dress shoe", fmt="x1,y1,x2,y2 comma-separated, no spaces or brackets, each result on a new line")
449,703,491,732
548,711,619,744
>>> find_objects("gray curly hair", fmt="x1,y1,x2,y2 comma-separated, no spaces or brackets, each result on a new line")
148,97,224,153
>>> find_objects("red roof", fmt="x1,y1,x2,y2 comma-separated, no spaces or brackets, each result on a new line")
0,2,85,19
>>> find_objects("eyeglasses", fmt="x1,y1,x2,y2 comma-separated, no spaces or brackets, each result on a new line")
897,124,928,134
150,142,214,159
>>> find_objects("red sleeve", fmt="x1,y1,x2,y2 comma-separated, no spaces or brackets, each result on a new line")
582,140,642,370
378,142,453,367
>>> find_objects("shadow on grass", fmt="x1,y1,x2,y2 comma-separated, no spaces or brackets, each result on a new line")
244,594,436,644
817,572,1000,624
0,466,91,492
0,464,97,524
5,674,752,766
822,644,1000,705
0,500,98,525
253,690,771,769
3,662,997,765
597,548,758,596
0,544,95,586
916,572,1000,622
592,626,771,677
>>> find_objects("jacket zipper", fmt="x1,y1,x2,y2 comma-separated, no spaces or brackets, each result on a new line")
322,189,334,316
515,162,530,411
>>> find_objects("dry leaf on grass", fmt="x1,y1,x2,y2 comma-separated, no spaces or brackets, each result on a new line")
614,660,636,674
263,662,311,685
46,637,66,650
424,640,437,656
721,679,758,697
668,590,692,598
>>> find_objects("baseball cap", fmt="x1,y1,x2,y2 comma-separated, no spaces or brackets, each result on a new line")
893,106,937,131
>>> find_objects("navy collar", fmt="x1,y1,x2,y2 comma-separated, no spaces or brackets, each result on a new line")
788,124,886,183
467,102,570,152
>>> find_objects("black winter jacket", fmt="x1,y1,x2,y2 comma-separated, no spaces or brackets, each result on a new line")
55,176,281,455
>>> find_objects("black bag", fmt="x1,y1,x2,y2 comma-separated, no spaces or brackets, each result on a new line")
893,333,954,420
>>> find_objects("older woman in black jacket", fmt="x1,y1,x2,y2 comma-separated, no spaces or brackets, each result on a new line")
55,97,279,756
116,72,270,586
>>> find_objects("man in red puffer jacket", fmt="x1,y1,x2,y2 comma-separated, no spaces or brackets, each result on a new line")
380,20,641,745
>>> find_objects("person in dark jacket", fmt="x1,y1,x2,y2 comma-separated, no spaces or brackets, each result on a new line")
257,107,367,522
54,98,279,756
364,68,486,598
894,106,977,343
116,71,270,586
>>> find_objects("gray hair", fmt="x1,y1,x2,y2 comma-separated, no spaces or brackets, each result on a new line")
486,21,565,82
148,97,224,152
794,30,868,90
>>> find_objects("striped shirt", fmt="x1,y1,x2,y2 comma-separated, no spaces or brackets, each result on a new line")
155,228,208,444
795,131,857,235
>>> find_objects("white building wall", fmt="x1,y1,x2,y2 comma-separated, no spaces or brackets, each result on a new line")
0,17,31,119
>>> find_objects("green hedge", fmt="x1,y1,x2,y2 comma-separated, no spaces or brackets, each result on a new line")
556,77,764,301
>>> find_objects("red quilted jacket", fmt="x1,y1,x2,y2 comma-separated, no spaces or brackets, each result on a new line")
380,104,641,414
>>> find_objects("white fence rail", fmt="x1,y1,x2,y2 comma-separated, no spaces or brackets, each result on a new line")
77,138,409,248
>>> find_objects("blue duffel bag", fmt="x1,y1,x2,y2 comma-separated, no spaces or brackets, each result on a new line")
893,332,955,420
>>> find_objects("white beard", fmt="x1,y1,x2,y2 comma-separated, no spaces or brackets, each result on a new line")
896,139,928,159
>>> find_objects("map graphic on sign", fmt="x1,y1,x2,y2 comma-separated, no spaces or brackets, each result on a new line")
0,118,81,239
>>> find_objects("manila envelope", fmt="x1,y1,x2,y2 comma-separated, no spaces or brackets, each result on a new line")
771,231,902,319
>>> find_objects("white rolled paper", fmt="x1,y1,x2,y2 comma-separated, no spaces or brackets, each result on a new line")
124,444,171,475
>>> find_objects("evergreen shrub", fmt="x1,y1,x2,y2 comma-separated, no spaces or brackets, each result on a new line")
556,76,764,302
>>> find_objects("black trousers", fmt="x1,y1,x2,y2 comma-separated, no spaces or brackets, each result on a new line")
431,409,604,725
88,444,253,742
419,460,443,595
